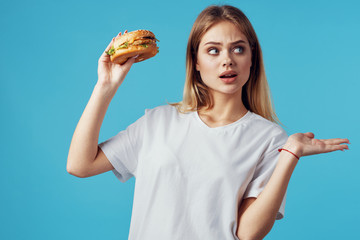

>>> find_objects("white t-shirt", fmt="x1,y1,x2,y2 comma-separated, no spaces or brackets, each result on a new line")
99,105,288,240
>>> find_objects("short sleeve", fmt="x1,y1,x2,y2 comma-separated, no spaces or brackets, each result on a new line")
99,113,146,183
243,128,288,219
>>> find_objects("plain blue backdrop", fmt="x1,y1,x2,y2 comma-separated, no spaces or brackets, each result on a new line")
1,0,359,239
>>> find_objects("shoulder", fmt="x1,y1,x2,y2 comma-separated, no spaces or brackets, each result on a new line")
143,104,188,124
247,112,287,140
145,104,178,118
141,104,193,134
245,112,289,156
145,104,176,113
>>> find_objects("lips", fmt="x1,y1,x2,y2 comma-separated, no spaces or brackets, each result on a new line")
219,70,238,79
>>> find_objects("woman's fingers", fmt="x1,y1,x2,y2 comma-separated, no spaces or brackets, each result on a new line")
105,38,115,51
318,138,350,145
323,143,349,153
313,138,350,153
99,30,132,65
301,141,349,156
101,30,127,60
117,30,127,37
121,55,137,69
99,37,115,61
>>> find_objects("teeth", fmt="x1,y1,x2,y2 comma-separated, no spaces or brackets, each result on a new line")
221,74,236,78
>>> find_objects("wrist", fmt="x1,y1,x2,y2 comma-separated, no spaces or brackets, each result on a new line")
94,80,119,98
282,142,303,158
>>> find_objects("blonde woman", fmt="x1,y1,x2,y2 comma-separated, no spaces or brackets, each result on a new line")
67,5,349,240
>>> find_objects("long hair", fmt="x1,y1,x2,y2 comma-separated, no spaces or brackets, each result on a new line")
172,5,279,123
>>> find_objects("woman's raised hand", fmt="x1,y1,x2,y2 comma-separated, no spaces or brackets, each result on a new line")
97,31,136,90
284,132,349,158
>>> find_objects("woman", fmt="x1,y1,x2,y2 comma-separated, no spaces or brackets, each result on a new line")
67,5,349,240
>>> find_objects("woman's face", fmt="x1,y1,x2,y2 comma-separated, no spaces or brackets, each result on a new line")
196,21,252,98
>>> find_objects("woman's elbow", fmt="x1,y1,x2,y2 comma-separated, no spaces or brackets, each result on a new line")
237,223,274,240
67,168,87,178
237,233,262,240
66,159,90,178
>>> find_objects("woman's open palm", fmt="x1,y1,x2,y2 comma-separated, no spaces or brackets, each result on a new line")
287,132,349,157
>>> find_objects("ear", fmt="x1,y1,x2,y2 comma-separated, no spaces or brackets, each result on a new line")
196,61,200,71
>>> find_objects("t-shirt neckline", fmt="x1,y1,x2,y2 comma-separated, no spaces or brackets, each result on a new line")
193,110,252,131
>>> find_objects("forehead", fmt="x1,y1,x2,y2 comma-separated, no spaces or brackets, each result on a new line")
199,21,249,45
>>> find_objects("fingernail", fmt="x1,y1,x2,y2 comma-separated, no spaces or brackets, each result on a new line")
133,54,139,58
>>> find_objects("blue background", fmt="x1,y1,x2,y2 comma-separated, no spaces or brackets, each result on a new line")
1,0,359,239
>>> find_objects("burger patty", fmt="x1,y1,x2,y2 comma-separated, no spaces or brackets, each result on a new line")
132,38,155,46
115,38,155,50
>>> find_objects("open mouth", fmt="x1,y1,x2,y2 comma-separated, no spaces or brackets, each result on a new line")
220,74,237,78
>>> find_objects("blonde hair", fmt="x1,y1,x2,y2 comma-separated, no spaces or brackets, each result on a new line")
171,5,279,123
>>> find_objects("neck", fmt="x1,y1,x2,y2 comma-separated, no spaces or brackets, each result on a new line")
198,90,248,127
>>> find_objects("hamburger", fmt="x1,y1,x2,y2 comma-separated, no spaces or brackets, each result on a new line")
106,30,159,64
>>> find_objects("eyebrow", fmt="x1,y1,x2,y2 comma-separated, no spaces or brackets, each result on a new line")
204,40,247,46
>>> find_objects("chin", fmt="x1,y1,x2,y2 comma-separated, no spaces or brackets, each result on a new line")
211,85,243,97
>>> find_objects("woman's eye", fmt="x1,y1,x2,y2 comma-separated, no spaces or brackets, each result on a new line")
208,48,219,55
233,46,244,53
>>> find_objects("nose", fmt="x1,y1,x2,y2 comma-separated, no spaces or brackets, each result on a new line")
222,52,233,67
223,59,233,67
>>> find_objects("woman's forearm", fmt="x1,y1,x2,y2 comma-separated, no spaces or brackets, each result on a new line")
237,133,349,239
67,83,117,177
237,148,299,240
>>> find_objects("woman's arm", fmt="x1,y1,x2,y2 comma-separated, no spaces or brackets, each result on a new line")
67,32,136,178
236,132,349,240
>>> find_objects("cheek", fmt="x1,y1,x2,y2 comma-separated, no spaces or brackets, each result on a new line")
235,58,252,85
198,58,217,72
197,60,215,82
239,57,252,73
196,59,205,73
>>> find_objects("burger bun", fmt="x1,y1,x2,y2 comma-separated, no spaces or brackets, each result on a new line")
110,43,158,65
109,30,159,64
